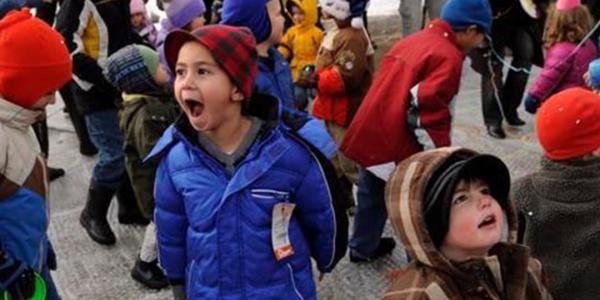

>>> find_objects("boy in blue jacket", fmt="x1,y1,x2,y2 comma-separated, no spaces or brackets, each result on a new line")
0,9,72,300
147,25,348,300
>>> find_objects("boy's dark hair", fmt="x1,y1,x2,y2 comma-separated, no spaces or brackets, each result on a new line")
424,153,510,247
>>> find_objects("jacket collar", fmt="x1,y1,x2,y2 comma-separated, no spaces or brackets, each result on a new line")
0,97,43,130
145,93,282,163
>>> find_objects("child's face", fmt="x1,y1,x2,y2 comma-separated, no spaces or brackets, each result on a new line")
131,12,146,28
174,41,243,132
455,26,485,53
29,92,57,111
441,178,504,260
184,16,206,31
291,6,305,24
267,0,285,45
154,64,169,86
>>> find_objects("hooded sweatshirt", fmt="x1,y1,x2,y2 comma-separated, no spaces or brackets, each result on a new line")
384,147,552,300
278,0,324,82
513,157,600,300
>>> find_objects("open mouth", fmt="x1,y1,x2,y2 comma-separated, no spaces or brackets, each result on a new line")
185,98,204,118
478,214,496,228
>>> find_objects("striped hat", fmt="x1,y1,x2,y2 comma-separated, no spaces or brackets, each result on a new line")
164,25,258,100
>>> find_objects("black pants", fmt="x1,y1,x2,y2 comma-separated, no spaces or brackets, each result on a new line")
476,28,534,127
33,119,49,158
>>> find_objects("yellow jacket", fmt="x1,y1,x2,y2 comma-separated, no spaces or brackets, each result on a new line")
278,0,324,82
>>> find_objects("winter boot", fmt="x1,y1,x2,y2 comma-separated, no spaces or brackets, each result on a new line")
116,176,149,226
80,185,117,245
131,258,169,290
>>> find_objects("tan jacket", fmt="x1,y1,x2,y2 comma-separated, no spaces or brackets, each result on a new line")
0,97,46,199
384,147,552,300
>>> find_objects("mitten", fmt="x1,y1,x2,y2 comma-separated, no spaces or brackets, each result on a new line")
524,94,539,114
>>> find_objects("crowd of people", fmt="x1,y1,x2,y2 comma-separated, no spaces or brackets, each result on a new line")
0,0,600,299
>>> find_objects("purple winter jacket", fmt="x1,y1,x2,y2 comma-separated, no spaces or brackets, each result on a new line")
529,40,597,101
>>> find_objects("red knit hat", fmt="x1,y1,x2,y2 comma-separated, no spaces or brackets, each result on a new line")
536,87,600,160
0,9,72,108
164,25,258,100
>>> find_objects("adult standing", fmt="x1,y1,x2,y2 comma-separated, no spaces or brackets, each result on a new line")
398,0,447,36
470,0,547,139
56,0,144,245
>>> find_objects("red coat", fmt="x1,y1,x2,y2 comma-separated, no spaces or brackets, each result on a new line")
340,19,465,167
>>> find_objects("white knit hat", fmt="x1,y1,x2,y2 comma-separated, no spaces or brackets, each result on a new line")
319,0,350,21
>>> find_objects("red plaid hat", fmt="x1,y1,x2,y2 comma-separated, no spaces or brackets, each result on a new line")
164,25,258,100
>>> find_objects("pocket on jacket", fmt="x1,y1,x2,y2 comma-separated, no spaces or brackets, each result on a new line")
250,189,290,201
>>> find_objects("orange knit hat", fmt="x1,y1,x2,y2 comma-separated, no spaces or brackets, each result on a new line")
537,88,600,160
0,9,72,108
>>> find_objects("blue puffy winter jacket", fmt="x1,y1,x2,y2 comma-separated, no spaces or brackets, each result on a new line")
147,95,347,299
255,48,295,109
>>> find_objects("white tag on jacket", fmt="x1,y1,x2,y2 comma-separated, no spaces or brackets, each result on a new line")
272,203,296,261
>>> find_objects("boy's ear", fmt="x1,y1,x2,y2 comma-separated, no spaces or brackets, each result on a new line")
231,86,245,102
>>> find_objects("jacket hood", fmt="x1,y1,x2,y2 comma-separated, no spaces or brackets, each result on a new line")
287,0,318,28
385,147,519,273
0,96,42,130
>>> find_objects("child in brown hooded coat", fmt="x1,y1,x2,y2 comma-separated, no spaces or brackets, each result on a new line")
384,147,552,299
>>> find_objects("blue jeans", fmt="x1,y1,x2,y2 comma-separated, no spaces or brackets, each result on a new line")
349,168,388,257
85,109,125,190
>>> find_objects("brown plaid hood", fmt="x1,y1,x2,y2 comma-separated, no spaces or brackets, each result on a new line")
385,147,519,270
383,147,552,299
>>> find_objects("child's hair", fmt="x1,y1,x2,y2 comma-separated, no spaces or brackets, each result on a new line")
543,3,594,48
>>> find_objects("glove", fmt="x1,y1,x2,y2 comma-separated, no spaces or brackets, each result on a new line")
0,251,35,300
524,94,539,114
298,65,318,88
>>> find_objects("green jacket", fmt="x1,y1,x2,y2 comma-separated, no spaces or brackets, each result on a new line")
119,92,180,219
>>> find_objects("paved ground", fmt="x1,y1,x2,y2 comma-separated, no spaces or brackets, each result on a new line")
44,16,544,300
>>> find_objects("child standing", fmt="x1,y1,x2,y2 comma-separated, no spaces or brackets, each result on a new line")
514,87,600,299
384,147,552,299
0,9,72,300
524,0,597,114
147,25,347,300
221,0,338,161
340,0,492,263
312,0,374,180
278,0,323,110
130,0,158,47
156,0,206,81
221,0,295,109
103,45,179,290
